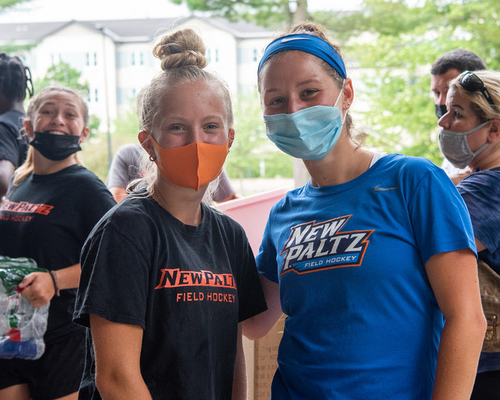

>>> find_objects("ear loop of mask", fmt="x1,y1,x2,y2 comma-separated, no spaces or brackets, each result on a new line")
334,80,348,123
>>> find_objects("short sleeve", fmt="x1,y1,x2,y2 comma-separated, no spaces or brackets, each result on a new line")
458,172,500,254
255,209,280,283
74,217,151,328
236,239,267,321
0,123,27,167
405,161,476,264
106,144,144,189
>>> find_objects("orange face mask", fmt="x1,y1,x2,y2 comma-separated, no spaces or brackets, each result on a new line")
149,135,229,191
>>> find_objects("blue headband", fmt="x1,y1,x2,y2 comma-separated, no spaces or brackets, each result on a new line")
257,33,347,79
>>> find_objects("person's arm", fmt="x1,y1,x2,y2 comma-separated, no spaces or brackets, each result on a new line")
219,192,241,203
106,144,143,203
425,249,486,400
0,159,15,199
449,171,472,186
232,323,247,400
18,264,81,308
109,186,128,203
90,314,152,400
213,170,239,203
242,275,282,340
475,238,486,253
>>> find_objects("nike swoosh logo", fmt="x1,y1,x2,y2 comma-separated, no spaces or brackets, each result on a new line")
281,37,308,43
374,185,399,192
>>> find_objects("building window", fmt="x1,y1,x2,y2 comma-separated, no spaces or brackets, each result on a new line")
94,89,99,103
215,49,219,62
253,48,258,62
86,53,90,66
131,52,136,66
139,52,144,66
50,54,61,65
93,52,98,66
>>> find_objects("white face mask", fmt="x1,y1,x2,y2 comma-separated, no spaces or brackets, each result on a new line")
438,120,491,169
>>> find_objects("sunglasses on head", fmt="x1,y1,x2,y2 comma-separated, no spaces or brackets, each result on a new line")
458,71,495,106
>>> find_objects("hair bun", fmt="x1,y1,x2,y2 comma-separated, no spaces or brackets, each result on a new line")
153,28,207,70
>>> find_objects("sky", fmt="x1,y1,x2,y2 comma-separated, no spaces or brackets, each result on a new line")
0,0,361,23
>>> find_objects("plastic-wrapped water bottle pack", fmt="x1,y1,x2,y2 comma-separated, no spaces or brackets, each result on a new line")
0,256,49,360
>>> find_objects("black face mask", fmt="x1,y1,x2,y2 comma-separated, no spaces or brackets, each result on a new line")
30,131,82,161
435,104,447,119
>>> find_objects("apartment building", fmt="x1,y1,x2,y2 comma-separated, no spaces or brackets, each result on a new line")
1,16,273,130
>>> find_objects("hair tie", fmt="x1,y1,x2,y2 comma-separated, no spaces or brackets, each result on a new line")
258,33,346,79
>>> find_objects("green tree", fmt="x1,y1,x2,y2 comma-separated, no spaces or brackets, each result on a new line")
35,61,89,94
34,61,100,134
170,0,310,26
227,91,293,179
0,0,30,12
0,0,35,52
82,100,141,182
314,0,500,165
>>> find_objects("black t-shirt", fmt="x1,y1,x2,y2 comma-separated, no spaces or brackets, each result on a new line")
74,193,267,399
0,164,116,343
0,110,28,167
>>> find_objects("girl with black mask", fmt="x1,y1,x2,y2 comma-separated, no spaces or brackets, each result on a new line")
0,86,116,400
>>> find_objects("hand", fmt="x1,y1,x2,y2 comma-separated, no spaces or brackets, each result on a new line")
17,272,55,308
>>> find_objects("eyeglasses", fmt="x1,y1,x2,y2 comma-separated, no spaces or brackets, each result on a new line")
458,71,495,106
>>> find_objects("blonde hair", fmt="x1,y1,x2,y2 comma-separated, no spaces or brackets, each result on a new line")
135,28,233,196
13,86,89,186
449,70,500,122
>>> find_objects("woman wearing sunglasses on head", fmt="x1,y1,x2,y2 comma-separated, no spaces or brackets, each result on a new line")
242,22,487,400
438,70,500,400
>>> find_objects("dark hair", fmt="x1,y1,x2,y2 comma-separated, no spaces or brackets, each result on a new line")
431,49,486,76
0,53,33,102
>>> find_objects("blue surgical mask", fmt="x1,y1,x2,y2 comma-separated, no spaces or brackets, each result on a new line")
438,120,491,169
264,92,345,161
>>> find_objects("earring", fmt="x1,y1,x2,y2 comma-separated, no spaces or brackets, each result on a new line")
149,154,156,162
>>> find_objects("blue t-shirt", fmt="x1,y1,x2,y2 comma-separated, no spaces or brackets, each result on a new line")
257,154,476,400
458,168,500,373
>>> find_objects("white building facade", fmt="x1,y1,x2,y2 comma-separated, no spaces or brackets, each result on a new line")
1,16,273,130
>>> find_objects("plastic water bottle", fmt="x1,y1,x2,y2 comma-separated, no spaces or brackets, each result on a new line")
0,256,49,360
0,338,39,359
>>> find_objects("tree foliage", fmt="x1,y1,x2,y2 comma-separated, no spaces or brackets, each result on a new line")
226,91,293,178
314,0,500,164
170,0,309,26
0,0,29,12
0,0,35,53
34,61,89,94
34,61,100,137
